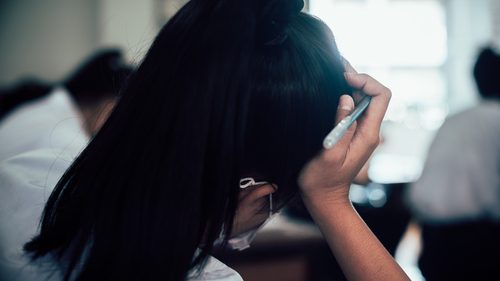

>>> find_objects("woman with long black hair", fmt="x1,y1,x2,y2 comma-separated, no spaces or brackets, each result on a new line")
1,0,410,280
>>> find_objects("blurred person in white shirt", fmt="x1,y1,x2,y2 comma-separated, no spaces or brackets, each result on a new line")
407,46,500,281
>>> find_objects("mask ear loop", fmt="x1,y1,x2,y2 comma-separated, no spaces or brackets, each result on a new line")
269,191,273,217
268,183,278,217
239,177,268,188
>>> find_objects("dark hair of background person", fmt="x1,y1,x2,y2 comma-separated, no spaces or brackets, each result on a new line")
63,49,133,107
0,49,132,121
24,0,350,280
473,47,500,100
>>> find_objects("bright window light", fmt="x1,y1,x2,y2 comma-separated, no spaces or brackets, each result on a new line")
310,0,448,127
309,0,447,67
309,0,449,185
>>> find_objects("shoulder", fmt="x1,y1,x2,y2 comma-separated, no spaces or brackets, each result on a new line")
0,148,79,246
0,147,78,221
187,256,243,281
0,148,78,192
440,102,500,144
432,102,499,142
445,102,500,125
0,87,78,131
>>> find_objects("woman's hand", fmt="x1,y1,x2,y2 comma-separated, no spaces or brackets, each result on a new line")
297,71,410,281
298,72,391,204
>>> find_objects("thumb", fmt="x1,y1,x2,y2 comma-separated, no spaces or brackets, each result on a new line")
335,94,355,124
321,94,356,163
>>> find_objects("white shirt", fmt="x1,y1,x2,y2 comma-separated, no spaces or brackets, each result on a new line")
407,101,500,223
0,88,88,162
0,88,88,280
0,89,241,281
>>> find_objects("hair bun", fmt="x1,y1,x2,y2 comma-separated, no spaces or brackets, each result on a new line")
257,0,304,46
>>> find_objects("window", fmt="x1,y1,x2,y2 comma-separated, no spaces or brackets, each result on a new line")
310,0,447,127
309,0,448,183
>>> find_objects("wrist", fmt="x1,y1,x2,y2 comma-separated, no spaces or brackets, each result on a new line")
300,185,352,209
301,190,358,230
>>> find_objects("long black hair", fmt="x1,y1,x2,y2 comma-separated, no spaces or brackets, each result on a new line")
24,0,350,280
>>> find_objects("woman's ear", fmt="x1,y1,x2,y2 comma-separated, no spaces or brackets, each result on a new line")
231,184,277,237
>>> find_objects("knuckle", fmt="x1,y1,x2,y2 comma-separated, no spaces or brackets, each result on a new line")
384,87,392,100
368,135,380,149
358,73,370,80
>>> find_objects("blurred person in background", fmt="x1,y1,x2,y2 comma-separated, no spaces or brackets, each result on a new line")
0,49,131,280
0,48,132,162
407,46,500,281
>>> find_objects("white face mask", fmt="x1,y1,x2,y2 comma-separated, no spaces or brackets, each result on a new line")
227,208,279,251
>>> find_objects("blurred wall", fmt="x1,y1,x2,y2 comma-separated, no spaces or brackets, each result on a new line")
0,0,99,85
445,0,494,113
494,1,500,48
0,0,498,99
0,0,158,87
97,0,158,64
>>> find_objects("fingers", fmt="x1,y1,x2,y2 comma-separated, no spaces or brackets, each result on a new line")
335,94,355,124
343,73,390,166
321,95,356,163
344,73,391,133
342,57,358,74
351,91,365,105
298,70,388,198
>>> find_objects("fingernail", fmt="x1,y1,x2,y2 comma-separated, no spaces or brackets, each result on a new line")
338,95,354,111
